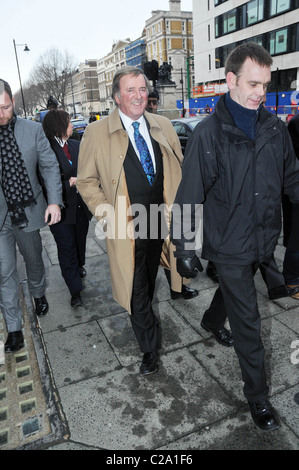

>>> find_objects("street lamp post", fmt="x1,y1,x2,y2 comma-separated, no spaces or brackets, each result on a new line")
180,68,184,117
13,39,30,117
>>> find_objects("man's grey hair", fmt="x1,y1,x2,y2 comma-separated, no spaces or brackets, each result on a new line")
112,66,152,106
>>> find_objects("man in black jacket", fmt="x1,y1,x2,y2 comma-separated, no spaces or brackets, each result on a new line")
171,43,299,432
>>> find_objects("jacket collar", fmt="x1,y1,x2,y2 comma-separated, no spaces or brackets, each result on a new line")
216,94,280,137
107,108,174,154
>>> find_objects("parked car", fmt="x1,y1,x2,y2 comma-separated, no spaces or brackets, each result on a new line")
171,116,208,154
34,110,48,123
70,117,88,138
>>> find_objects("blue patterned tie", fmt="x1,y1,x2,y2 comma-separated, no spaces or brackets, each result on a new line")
132,122,155,185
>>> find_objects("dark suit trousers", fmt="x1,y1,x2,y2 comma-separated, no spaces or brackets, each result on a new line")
203,262,269,402
50,205,89,295
130,238,163,353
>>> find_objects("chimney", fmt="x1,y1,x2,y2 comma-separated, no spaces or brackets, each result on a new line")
169,0,181,12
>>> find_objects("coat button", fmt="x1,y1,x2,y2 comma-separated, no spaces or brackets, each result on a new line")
112,179,116,184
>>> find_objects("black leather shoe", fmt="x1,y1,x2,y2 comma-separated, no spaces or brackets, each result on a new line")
201,319,233,347
171,285,199,300
79,267,86,278
71,292,82,307
248,399,280,431
34,295,49,317
5,331,24,353
140,352,158,376
268,284,299,300
206,261,219,283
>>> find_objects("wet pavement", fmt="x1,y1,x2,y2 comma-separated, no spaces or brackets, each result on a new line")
1,218,298,452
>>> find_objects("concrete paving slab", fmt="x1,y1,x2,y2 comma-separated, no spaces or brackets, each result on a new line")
159,410,299,450
275,307,299,334
57,348,236,450
99,301,204,367
5,224,299,450
42,321,121,388
271,385,299,437
189,314,299,403
263,316,299,394
189,338,244,403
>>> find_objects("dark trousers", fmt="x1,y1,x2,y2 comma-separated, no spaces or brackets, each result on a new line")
130,239,163,353
203,262,269,402
259,255,285,290
50,206,89,295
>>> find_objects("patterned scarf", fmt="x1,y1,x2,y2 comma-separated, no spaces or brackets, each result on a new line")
0,116,36,228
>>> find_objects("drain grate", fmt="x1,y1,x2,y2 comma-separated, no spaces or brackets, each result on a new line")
0,288,68,449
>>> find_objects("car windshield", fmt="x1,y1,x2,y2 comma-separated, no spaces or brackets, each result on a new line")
188,120,201,130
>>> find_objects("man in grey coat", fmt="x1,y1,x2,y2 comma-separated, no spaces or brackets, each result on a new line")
0,79,63,353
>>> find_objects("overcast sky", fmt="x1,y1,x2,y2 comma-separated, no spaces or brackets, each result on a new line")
2,0,193,94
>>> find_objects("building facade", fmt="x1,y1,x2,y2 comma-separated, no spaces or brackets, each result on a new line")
145,0,194,105
65,0,194,117
65,60,100,118
125,35,147,68
192,0,299,116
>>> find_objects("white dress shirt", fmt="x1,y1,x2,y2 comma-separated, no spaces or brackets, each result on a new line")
118,109,156,173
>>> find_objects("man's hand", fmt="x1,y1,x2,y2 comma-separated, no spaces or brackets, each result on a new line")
69,177,77,187
176,255,203,279
45,204,61,226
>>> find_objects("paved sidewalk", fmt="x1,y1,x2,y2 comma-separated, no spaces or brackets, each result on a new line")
2,219,299,451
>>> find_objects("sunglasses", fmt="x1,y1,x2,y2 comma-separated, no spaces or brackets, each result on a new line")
148,100,158,105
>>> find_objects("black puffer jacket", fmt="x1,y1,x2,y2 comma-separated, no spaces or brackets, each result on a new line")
172,95,299,265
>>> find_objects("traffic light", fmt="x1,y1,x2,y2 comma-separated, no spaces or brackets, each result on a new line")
143,60,159,81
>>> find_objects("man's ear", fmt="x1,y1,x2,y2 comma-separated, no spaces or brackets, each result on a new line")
226,72,236,91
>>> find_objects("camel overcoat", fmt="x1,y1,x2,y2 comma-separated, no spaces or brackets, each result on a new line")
77,108,185,313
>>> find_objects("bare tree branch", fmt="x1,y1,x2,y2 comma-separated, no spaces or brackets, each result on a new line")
26,48,77,110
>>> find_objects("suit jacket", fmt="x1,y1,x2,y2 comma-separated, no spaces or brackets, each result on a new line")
77,108,184,312
51,139,91,224
0,117,63,232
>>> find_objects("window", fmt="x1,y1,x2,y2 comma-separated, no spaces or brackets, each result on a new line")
269,0,291,16
215,0,228,5
270,27,288,54
215,16,219,37
223,9,237,34
247,0,264,25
